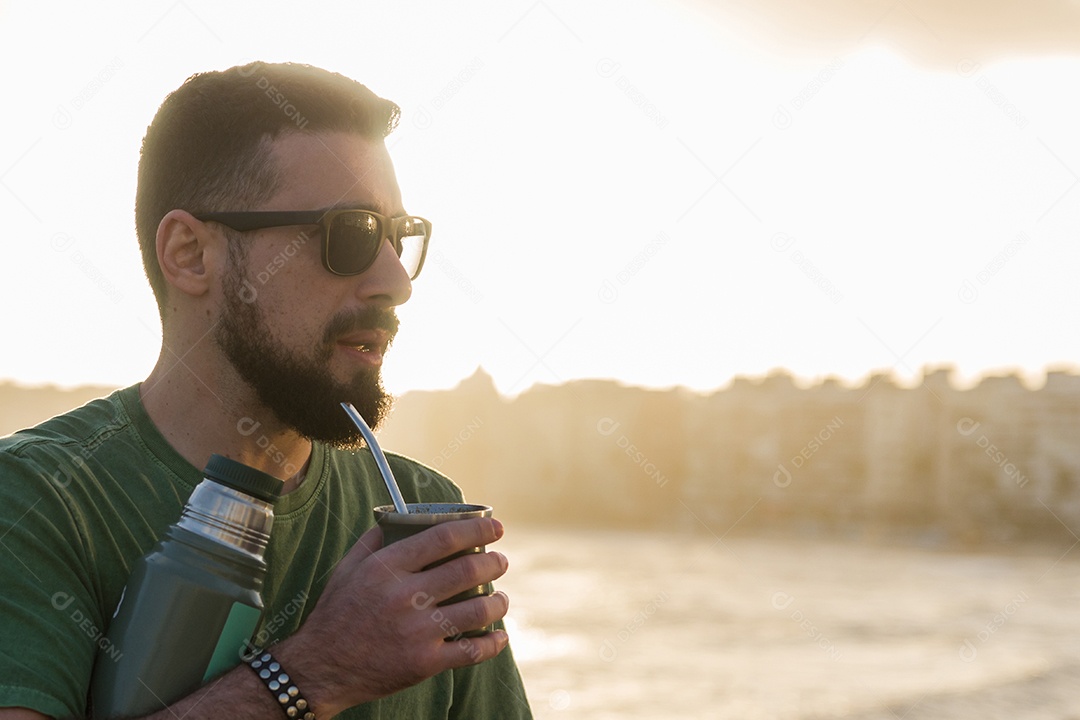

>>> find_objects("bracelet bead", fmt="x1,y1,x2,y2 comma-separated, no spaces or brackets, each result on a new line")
247,649,316,720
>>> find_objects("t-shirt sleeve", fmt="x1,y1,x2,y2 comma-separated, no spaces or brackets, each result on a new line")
0,450,100,719
449,637,533,719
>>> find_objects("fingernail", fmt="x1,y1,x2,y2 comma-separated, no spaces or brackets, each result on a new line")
492,518,504,537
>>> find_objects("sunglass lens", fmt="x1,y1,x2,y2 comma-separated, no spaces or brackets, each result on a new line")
397,218,429,280
327,212,380,274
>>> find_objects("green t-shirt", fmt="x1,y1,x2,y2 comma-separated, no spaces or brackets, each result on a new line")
0,385,532,719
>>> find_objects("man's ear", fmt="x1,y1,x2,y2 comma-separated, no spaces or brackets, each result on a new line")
156,209,223,298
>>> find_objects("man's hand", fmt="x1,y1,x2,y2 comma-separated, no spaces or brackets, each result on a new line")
274,516,511,718
0,710,49,720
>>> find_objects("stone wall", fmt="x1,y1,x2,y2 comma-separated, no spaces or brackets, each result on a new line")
378,367,1080,543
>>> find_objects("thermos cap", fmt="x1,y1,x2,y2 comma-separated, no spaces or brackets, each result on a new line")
203,454,283,504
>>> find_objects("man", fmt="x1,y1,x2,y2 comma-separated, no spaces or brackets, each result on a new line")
0,62,532,719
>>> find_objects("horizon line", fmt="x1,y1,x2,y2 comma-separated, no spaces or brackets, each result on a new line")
4,362,1080,397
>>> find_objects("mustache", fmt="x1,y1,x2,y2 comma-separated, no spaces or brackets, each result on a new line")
322,307,400,346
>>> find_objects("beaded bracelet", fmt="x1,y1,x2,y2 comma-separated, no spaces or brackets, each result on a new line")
247,649,317,720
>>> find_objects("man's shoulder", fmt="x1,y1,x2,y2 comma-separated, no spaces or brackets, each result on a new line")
0,386,133,453
0,385,134,469
0,383,189,530
385,451,464,502
319,445,465,503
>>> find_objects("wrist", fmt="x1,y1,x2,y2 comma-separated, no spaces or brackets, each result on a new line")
272,636,345,719
246,648,317,719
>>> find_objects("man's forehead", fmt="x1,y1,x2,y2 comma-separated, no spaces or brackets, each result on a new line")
263,130,402,213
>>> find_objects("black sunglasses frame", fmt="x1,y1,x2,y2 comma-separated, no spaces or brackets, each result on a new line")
194,209,432,279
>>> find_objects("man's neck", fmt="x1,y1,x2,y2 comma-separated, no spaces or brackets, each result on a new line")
141,355,312,494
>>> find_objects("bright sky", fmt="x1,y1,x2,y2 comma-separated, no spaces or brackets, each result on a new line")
2,0,1079,395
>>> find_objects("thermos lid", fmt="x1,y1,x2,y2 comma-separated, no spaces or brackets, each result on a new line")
203,454,283,504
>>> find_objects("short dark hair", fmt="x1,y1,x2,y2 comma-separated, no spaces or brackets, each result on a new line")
135,62,400,317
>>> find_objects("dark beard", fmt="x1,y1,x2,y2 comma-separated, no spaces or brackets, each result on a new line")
215,264,397,449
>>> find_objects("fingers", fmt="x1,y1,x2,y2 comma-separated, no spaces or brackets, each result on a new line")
452,590,510,636
335,518,506,606
410,549,510,605
385,517,504,572
439,628,511,669
408,591,512,658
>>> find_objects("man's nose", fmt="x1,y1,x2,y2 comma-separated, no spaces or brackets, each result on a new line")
356,237,412,306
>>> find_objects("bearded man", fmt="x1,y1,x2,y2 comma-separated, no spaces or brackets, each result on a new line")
0,62,531,720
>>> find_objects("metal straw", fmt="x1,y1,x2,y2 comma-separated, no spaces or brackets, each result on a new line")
341,402,409,514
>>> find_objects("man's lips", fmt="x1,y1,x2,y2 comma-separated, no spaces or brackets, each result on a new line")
336,329,391,364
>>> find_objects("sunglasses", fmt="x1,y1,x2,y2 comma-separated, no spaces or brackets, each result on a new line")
195,209,432,279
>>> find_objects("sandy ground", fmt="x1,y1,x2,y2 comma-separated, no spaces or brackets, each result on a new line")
495,527,1080,719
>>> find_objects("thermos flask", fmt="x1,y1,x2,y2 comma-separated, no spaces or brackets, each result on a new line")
90,454,281,717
